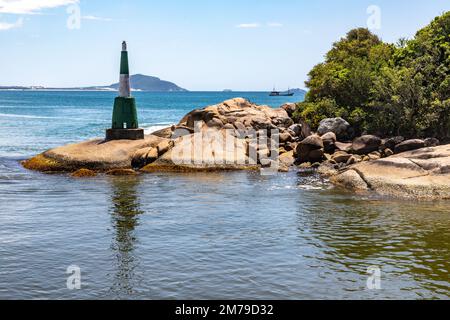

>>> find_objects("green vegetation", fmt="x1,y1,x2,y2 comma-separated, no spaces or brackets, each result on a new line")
294,12,450,139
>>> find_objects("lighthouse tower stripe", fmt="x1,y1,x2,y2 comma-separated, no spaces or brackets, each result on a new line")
119,74,130,98
119,41,131,98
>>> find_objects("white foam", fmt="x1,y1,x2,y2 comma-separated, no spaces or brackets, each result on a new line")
0,113,60,120
142,124,174,135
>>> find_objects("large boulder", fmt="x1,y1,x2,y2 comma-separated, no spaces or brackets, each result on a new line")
352,135,382,155
330,145,450,199
298,120,312,140
424,138,440,147
288,124,302,137
251,117,275,130
331,169,369,191
382,136,404,151
141,128,260,172
279,131,293,144
317,117,350,139
321,132,337,153
279,150,295,168
22,135,166,172
331,151,352,164
288,121,312,141
295,135,324,163
178,98,293,132
394,139,425,154
335,142,353,153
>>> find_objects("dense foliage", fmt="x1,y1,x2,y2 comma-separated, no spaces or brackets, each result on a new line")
294,12,450,139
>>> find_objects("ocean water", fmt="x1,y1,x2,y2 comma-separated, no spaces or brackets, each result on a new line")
0,91,449,300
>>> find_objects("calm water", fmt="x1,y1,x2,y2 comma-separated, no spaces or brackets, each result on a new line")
0,91,448,300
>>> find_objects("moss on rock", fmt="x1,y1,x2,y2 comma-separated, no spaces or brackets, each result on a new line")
106,169,138,176
71,169,97,178
141,163,259,173
21,154,68,172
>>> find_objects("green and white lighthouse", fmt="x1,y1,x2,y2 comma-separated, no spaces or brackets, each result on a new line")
106,41,144,141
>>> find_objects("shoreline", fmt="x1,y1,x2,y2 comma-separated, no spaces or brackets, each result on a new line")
21,97,450,200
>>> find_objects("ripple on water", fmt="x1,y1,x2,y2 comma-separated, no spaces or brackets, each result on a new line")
0,156,449,299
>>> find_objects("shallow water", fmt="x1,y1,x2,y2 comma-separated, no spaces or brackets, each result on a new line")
0,91,449,299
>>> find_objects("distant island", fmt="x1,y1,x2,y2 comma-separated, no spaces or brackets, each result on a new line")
0,74,188,92
99,74,187,92
281,88,306,96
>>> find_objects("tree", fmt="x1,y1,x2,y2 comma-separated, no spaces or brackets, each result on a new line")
295,12,450,139
295,28,394,135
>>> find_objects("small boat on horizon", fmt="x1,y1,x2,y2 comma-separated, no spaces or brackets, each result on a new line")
269,87,294,97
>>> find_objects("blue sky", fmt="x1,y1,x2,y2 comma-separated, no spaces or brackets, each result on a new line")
1,0,450,90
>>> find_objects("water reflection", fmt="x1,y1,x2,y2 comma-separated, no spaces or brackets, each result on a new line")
296,190,450,298
108,176,143,297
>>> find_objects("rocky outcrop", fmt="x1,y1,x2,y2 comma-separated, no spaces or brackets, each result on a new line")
23,98,301,175
138,98,316,173
138,98,301,172
22,97,449,191
330,145,450,199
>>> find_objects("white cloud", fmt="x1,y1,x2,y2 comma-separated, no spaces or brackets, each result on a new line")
0,0,78,14
82,15,112,22
236,23,261,28
236,22,284,29
267,22,283,27
0,17,23,30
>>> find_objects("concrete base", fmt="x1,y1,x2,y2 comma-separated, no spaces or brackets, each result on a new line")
106,128,145,141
